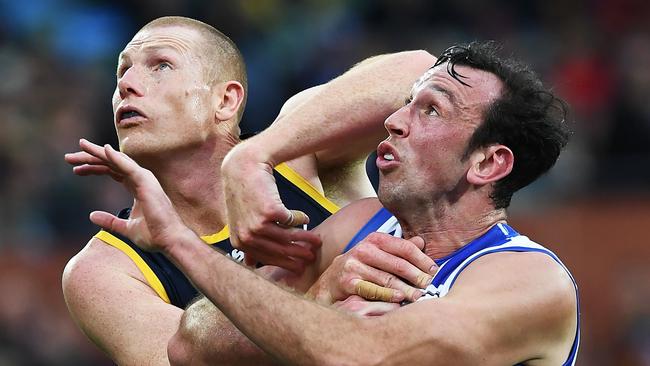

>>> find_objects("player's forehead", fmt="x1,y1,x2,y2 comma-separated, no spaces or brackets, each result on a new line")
118,25,205,61
410,63,503,105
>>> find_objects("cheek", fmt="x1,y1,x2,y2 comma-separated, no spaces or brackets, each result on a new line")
182,83,213,123
111,89,120,113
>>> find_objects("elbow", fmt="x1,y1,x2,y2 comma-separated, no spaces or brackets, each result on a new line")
167,330,193,366
61,254,86,311
395,49,437,70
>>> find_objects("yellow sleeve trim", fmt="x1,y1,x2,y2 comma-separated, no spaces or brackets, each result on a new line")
200,226,229,245
274,163,340,214
94,230,171,304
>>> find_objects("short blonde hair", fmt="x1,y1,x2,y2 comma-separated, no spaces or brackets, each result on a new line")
142,16,248,122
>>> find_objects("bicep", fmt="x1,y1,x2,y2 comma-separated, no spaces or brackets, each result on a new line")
63,239,182,366
379,252,577,365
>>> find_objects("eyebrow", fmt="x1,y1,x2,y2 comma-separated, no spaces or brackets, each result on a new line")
428,85,457,107
118,44,182,62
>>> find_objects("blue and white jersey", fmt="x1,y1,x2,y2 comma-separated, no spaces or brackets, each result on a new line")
343,207,580,366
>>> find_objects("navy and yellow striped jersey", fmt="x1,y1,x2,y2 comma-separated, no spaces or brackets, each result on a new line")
95,163,339,308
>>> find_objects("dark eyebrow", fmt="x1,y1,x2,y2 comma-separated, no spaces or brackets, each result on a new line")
428,85,457,107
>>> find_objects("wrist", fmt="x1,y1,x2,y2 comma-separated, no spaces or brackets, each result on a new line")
224,138,275,170
162,225,203,260
306,281,334,305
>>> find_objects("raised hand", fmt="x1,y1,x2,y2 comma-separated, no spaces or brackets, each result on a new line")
221,143,321,274
67,139,192,253
307,233,438,304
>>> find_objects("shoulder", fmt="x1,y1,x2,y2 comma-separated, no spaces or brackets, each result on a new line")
62,235,157,312
448,249,578,363
453,249,576,309
62,236,181,365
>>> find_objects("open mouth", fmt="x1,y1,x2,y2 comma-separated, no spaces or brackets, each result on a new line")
121,110,142,120
116,106,147,125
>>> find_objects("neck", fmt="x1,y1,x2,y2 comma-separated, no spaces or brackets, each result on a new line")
137,133,239,237
395,196,507,260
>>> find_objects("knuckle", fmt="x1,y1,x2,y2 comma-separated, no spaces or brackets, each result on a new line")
249,221,266,234
364,232,384,244
392,259,408,276
238,231,255,244
354,245,374,262
331,254,345,267
343,258,361,274
395,240,413,255
344,278,358,294
383,274,396,288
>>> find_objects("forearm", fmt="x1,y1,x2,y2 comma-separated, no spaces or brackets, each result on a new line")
224,50,436,168
164,229,385,365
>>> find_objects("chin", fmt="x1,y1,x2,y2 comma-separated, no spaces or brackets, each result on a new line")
118,137,158,161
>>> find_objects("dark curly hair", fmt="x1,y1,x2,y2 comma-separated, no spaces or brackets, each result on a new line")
433,41,571,209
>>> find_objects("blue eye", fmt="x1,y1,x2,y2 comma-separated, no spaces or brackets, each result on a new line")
156,62,171,71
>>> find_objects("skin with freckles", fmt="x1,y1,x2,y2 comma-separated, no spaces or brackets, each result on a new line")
83,60,577,365
63,16,439,366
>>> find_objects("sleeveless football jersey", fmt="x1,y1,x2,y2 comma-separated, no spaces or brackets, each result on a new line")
343,208,580,366
95,163,339,308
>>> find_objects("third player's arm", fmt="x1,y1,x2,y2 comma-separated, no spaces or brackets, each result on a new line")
222,50,437,268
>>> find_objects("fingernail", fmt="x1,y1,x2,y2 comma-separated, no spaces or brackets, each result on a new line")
429,264,439,275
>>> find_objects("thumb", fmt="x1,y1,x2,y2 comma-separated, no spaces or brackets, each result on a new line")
408,236,426,250
90,211,127,236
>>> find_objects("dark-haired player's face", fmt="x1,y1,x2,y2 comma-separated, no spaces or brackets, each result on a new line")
376,64,503,209
112,25,216,159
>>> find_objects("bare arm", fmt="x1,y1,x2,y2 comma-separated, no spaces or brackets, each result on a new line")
167,199,389,365
168,242,576,365
67,140,403,365
222,50,437,269
62,239,182,366
87,144,578,366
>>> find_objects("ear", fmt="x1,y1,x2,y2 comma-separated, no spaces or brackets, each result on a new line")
214,81,245,121
466,144,514,186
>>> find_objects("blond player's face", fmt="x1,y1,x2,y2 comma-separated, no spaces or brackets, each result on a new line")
112,25,215,158
377,64,504,208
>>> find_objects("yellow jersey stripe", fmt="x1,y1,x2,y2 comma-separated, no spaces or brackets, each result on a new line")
93,164,335,303
94,230,171,304
200,226,229,244
275,163,340,213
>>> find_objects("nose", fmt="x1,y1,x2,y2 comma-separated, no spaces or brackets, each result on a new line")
117,66,144,100
384,106,409,138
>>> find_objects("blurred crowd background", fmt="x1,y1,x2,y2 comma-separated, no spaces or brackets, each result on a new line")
1,0,649,364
